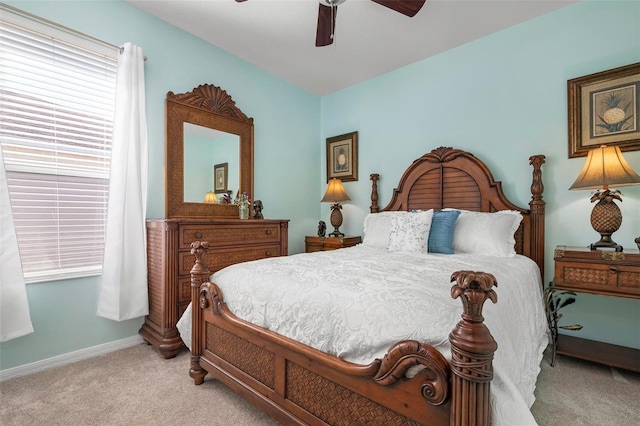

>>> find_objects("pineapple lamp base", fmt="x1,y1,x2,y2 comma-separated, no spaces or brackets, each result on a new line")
589,198,623,252
328,203,344,238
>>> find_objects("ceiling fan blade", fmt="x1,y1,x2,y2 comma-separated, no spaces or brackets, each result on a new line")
371,0,426,17
316,3,337,47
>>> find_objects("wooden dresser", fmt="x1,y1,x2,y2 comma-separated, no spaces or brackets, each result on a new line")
139,218,289,358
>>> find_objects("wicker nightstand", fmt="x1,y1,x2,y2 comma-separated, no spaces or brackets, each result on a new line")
305,236,362,253
545,245,640,372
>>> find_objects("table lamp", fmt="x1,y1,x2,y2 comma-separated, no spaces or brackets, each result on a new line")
203,191,217,203
569,145,640,251
321,178,351,237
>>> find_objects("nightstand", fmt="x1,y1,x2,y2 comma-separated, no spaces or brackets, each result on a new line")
545,245,640,372
305,236,362,253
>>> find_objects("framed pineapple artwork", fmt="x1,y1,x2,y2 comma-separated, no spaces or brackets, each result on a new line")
326,131,358,182
213,162,228,193
568,62,640,158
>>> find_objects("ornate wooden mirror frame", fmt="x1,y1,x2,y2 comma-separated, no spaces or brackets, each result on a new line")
165,84,254,218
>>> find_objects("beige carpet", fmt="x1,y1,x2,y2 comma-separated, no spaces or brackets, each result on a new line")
531,350,640,426
1,343,638,425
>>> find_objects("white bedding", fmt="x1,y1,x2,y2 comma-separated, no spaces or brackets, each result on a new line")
177,245,548,426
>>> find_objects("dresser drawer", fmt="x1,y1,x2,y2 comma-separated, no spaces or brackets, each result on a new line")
178,244,281,276
179,224,281,249
554,261,640,298
178,276,192,304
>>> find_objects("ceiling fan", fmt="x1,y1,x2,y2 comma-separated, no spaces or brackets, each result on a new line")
235,0,427,47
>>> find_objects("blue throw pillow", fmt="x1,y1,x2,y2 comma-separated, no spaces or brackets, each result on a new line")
428,210,461,254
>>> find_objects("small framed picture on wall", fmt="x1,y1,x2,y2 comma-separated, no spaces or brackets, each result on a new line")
568,62,640,158
213,162,228,193
326,131,358,182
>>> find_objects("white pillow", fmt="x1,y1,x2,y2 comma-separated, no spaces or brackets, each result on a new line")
451,210,522,257
362,211,408,249
388,210,433,253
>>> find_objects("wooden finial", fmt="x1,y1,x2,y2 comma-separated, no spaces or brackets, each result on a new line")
448,270,498,426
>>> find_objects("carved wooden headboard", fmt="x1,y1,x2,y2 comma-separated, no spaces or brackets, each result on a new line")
370,147,546,273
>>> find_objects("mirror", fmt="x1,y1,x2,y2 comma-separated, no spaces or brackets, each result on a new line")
166,84,254,219
183,123,239,203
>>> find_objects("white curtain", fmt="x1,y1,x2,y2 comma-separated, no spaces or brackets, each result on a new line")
0,148,34,342
97,43,149,321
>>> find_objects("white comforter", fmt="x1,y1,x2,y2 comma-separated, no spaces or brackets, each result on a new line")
178,245,548,425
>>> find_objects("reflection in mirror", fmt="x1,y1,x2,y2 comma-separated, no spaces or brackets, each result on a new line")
183,123,240,203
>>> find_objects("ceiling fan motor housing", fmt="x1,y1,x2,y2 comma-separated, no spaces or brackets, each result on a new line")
320,0,347,6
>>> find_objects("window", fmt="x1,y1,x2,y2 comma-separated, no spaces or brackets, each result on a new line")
0,6,117,283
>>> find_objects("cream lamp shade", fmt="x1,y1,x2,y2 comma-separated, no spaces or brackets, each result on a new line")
569,145,640,251
203,191,217,204
569,145,640,191
321,178,351,237
321,178,351,204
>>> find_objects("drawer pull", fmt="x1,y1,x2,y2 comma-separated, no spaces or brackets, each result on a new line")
265,251,272,257
609,267,618,274
196,232,203,239
265,229,272,235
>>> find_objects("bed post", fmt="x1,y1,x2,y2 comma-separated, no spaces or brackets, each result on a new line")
370,173,380,213
189,241,210,385
528,155,546,277
448,271,498,426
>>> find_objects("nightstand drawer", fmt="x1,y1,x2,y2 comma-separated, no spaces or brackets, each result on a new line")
305,236,361,253
553,246,640,298
554,261,640,297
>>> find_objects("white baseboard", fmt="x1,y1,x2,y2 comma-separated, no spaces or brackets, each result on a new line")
0,335,144,382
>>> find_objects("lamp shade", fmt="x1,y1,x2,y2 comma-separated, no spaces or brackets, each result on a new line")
569,145,640,191
321,178,351,203
203,191,217,203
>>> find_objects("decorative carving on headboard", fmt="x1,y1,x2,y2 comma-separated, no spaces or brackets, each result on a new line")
167,84,252,124
420,146,467,163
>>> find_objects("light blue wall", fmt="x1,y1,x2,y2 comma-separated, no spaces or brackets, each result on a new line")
321,1,640,349
183,132,240,202
2,0,639,371
183,133,213,202
0,0,320,370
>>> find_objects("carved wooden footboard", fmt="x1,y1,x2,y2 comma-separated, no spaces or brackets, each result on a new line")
189,242,498,426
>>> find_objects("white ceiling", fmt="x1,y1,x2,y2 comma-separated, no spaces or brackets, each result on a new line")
127,0,576,96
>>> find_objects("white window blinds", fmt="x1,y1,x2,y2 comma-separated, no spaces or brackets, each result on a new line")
0,8,117,283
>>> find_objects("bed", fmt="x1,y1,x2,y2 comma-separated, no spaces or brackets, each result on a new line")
182,146,547,425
